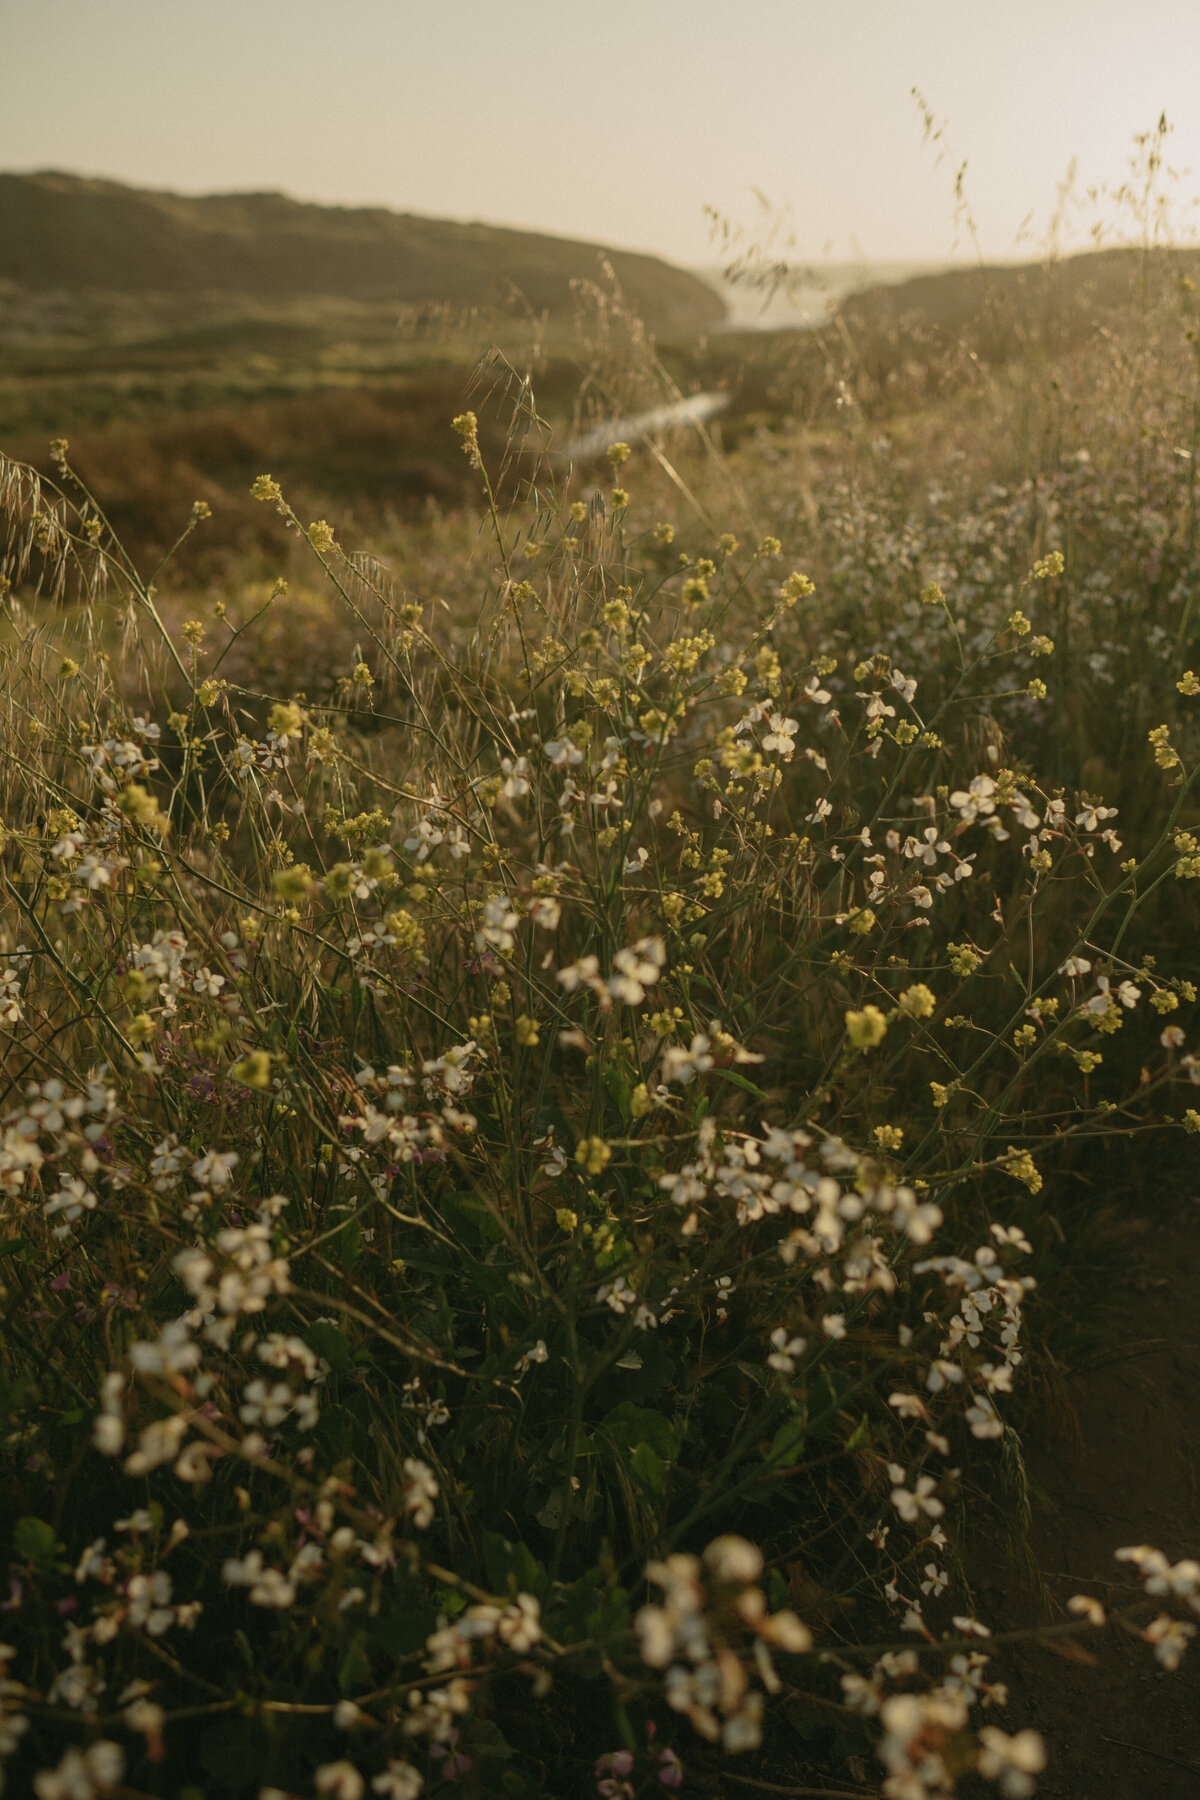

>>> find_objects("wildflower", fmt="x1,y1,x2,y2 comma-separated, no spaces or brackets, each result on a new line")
609,937,665,1004
1149,724,1181,769
999,1147,1041,1194
703,1535,763,1583
307,520,336,553
898,983,936,1019
251,474,283,505
34,1742,125,1799
762,713,799,758
889,1469,944,1522
1142,1614,1196,1670
767,1328,806,1373
221,1551,295,1609
191,1149,239,1190
949,775,997,823
661,1034,714,1084
392,1457,440,1531
315,1764,365,1800
543,738,584,766
657,1748,684,1788
575,1136,611,1176
845,1006,887,1051
372,1765,424,1800
452,412,481,468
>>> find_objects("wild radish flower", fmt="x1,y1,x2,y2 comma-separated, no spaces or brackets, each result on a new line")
966,1393,1004,1439
527,894,561,930
1142,1614,1196,1670
889,1469,944,1522
499,755,530,797
609,937,665,1004
906,827,951,866
767,1328,805,1373
976,1726,1047,1796
43,1176,97,1233
191,1149,238,1190
497,1594,542,1651
402,1458,439,1529
543,738,584,766
661,1034,715,1084
516,1339,549,1374
557,954,602,994
762,713,799,758
475,895,518,954
949,775,997,823
371,1764,424,1800
33,1741,124,1799
703,1536,763,1583
315,1764,365,1800
222,1551,295,1609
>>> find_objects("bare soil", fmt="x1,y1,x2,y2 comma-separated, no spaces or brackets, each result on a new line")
998,1205,1200,1798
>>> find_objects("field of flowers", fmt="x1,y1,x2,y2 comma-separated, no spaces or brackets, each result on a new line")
3,238,1200,1800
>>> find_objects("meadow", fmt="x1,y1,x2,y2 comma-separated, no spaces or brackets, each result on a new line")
4,165,1200,1800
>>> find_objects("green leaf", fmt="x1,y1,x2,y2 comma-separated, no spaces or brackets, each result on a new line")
763,1418,806,1471
482,1532,547,1600
338,1632,372,1694
468,1719,514,1762
629,1439,667,1495
434,1583,467,1619
304,1322,352,1372
13,1516,57,1564
601,1063,632,1121
0,1236,25,1259
846,1412,871,1451
338,1216,361,1270
718,1067,769,1101
372,1605,438,1657
601,1401,681,1463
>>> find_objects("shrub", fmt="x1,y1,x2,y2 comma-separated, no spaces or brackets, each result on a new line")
1,381,1199,1799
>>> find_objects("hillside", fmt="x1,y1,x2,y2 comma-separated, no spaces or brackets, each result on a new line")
836,243,1200,353
0,170,725,334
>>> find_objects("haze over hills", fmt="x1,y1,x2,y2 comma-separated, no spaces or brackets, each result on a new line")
0,170,726,335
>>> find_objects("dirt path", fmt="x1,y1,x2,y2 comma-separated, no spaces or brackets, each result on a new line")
996,1210,1200,1798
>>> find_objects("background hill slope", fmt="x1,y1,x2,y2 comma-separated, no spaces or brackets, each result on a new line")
0,170,725,333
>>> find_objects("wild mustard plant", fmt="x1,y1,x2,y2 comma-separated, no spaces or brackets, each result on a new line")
1,367,1200,1800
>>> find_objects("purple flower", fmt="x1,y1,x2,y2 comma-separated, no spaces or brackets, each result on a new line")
595,1752,634,1780
658,1749,684,1789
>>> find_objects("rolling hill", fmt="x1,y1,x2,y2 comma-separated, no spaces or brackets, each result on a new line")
0,170,725,334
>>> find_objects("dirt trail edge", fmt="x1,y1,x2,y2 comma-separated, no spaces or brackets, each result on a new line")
996,1208,1200,1799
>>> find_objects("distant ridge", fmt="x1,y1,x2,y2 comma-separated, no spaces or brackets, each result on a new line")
0,170,725,334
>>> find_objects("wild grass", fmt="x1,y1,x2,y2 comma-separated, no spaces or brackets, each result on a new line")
3,196,1200,1800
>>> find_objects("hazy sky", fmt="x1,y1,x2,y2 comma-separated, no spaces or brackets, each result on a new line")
6,0,1200,268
